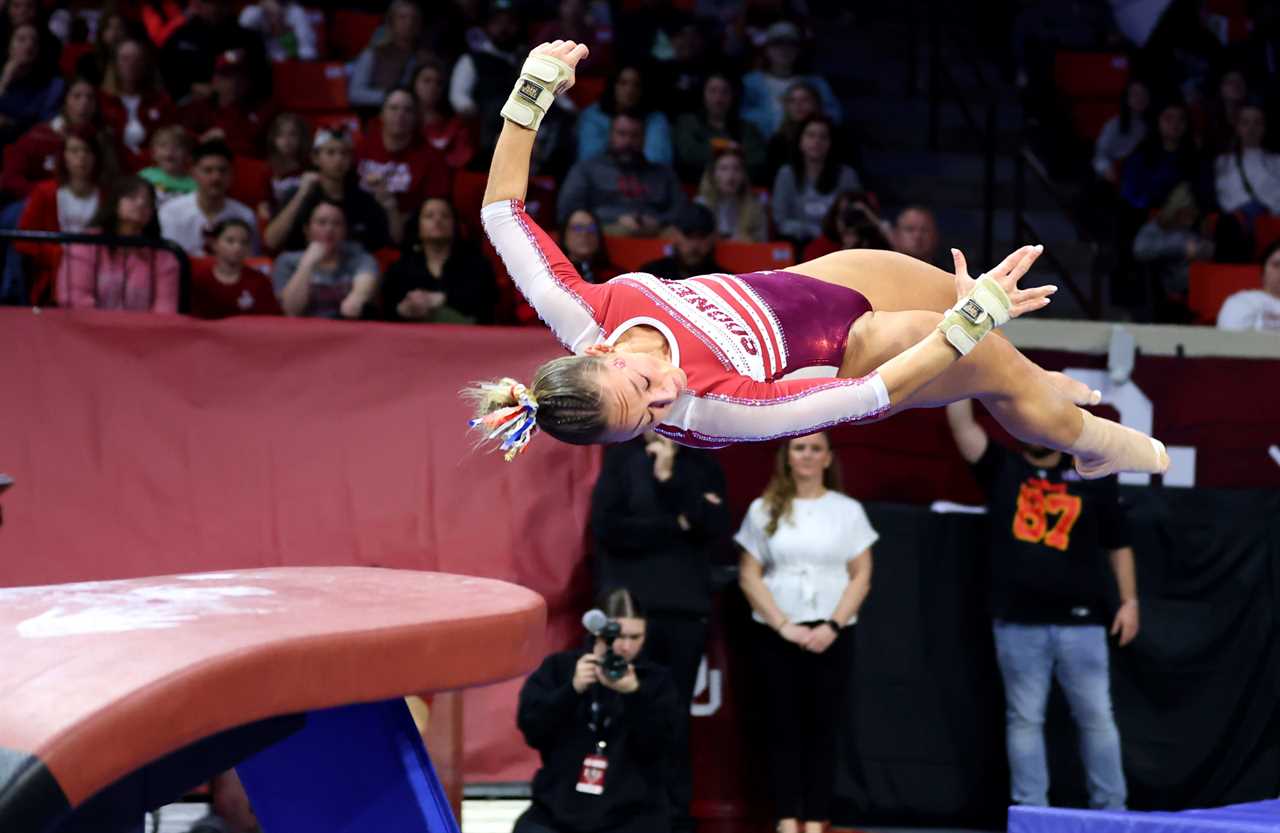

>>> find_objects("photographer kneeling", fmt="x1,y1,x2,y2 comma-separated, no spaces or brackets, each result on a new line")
514,589,681,833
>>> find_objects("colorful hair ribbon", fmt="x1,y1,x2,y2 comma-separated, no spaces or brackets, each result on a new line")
468,383,540,461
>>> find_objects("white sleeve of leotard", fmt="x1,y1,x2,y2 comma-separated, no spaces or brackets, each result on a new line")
481,199,609,354
656,373,892,449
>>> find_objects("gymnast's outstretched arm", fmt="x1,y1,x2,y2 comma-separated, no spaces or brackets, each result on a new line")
480,42,610,353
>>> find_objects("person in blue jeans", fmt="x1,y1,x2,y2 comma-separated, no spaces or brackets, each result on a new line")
946,398,1140,810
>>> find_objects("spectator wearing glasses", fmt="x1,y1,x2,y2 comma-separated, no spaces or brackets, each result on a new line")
56,175,179,312
265,128,392,253
561,208,620,285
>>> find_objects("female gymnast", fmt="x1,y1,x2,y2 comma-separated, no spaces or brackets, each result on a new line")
468,41,1168,480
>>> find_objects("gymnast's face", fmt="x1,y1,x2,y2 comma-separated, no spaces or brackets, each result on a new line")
585,345,688,440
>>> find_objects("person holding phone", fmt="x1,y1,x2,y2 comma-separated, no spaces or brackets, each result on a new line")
945,398,1139,810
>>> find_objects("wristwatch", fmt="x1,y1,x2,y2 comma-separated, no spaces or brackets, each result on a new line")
823,619,842,633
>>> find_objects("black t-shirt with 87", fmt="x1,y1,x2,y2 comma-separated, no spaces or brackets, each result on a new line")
972,442,1130,625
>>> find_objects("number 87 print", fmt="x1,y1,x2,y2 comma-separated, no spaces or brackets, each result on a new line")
1012,479,1082,551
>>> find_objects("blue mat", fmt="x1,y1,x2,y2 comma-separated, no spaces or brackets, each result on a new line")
1010,799,1280,833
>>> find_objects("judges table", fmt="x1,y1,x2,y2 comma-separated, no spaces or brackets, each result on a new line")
0,567,546,833
1010,799,1280,833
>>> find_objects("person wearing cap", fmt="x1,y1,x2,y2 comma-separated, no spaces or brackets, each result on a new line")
159,0,270,104
638,203,727,282
181,48,275,157
158,139,258,255
557,112,686,237
740,21,842,139
264,128,393,254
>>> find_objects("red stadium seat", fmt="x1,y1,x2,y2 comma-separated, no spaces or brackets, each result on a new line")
567,76,606,110
1054,52,1130,141
1255,215,1280,257
1188,262,1258,324
604,236,669,272
59,43,92,79
328,9,383,61
1053,51,1129,98
715,240,795,273
452,170,489,238
374,247,400,274
229,156,271,208
274,61,349,112
244,256,274,275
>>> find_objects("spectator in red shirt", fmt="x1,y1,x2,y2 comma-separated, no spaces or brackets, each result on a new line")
354,87,450,220
13,126,109,303
190,217,281,318
99,36,177,170
182,48,275,158
1,76,103,200
412,59,475,172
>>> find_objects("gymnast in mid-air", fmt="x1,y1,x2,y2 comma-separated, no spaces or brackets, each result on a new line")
468,40,1168,480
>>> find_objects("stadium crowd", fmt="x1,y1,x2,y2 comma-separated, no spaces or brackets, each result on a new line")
2,1,1278,832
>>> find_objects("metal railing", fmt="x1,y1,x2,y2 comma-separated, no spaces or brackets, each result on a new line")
0,229,192,312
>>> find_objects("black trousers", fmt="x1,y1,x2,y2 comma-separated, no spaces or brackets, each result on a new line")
643,613,709,833
755,620,856,822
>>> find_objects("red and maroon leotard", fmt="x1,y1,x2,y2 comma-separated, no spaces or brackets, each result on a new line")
483,199,888,448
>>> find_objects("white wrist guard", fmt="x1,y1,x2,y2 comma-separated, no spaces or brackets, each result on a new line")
937,274,1012,355
500,54,574,130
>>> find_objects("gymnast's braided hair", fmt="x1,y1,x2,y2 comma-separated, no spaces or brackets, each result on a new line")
463,356,608,459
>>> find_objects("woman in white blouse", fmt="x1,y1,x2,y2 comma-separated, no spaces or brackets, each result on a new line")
735,432,875,833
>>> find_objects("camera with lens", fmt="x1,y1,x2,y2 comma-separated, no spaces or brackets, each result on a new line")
597,619,629,681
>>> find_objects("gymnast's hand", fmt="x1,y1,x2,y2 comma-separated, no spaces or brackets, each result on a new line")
951,244,1055,319
529,40,591,91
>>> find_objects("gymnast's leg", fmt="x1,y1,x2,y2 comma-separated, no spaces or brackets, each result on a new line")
838,310,1167,477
